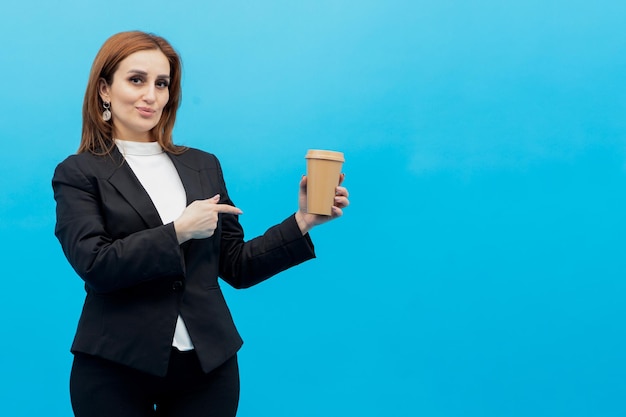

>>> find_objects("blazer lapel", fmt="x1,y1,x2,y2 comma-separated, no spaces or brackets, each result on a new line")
105,147,209,229
168,153,205,205
107,147,164,228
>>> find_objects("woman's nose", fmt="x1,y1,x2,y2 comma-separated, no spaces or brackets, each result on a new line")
142,85,156,103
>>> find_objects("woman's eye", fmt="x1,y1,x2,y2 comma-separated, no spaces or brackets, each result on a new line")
129,77,143,84
156,80,170,89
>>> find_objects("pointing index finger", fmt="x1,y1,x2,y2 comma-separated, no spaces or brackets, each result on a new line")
215,204,243,215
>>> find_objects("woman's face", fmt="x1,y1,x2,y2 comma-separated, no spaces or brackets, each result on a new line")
99,49,170,142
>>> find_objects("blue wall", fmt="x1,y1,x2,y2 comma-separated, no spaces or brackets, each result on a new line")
1,1,625,416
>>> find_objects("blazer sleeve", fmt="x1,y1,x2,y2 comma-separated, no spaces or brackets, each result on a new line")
52,156,185,294
212,156,317,289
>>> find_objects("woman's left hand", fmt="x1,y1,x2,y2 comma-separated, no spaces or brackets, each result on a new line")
295,173,349,235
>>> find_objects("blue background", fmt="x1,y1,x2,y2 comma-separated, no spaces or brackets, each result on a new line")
1,1,625,416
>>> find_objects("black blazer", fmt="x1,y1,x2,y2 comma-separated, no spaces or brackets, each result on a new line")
52,146,315,376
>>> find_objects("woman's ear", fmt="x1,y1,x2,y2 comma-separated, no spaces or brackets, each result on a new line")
98,78,110,102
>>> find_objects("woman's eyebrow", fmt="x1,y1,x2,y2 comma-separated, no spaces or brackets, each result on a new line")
126,69,170,79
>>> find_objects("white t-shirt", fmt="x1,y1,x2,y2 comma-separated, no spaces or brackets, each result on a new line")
115,139,194,351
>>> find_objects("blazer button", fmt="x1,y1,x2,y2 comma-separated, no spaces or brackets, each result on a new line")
172,280,184,291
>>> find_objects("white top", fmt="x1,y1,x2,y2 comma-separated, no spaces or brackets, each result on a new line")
115,139,195,351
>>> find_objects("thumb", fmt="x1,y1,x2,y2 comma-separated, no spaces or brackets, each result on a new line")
209,194,221,203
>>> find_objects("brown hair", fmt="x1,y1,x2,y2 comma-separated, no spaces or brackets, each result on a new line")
78,31,186,155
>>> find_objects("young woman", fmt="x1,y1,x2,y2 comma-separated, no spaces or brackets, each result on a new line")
52,31,349,417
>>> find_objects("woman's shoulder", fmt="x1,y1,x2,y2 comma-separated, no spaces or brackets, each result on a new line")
57,150,115,169
172,146,222,169
57,151,101,166
53,151,122,183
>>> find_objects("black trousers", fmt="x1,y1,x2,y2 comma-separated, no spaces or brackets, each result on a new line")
70,349,240,417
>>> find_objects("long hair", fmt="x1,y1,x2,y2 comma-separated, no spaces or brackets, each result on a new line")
78,31,185,155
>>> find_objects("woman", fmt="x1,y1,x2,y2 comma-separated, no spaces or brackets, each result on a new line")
52,31,349,417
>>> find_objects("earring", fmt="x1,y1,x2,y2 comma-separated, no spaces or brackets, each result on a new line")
102,101,111,122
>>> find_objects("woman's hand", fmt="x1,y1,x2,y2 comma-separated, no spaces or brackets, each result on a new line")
174,194,243,244
295,174,350,235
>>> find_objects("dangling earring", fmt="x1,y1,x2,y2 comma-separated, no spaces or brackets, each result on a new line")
102,101,111,122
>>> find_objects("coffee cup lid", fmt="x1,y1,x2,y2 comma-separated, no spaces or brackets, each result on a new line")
305,149,345,162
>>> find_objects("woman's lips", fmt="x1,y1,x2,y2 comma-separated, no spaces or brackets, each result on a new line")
136,107,156,117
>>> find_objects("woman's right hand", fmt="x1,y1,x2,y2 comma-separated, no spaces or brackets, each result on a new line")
174,194,243,244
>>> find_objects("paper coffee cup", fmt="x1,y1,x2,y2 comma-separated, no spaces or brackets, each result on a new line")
305,149,345,216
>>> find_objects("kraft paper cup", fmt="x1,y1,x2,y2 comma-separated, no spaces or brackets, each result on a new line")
305,149,345,216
